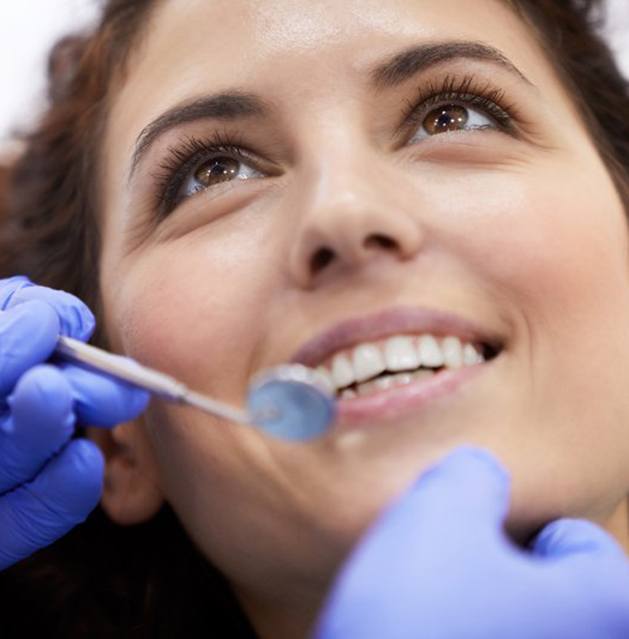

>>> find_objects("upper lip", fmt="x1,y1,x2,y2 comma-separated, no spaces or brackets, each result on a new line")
290,306,505,368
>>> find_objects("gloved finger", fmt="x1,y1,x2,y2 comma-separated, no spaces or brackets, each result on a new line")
0,300,60,396
331,447,512,590
59,362,150,427
0,438,103,571
0,365,75,494
532,518,627,561
0,276,31,307
315,449,512,639
376,446,511,546
0,276,95,342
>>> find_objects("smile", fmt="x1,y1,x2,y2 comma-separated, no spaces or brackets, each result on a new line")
290,306,504,427
336,350,500,427
317,333,489,397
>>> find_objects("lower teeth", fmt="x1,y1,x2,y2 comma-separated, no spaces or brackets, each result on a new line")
340,368,437,399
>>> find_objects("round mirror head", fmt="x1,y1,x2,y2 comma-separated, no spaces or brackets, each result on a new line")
247,364,336,441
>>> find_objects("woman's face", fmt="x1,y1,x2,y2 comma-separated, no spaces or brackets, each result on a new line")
99,0,629,627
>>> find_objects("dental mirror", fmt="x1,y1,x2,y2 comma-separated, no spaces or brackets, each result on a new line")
55,336,337,441
246,364,337,440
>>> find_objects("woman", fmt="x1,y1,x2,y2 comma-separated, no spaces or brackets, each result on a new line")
1,0,629,636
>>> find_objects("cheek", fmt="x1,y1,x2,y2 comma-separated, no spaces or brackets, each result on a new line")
497,166,629,373
102,232,278,401
100,230,286,532
441,158,629,345
423,157,629,517
468,162,629,513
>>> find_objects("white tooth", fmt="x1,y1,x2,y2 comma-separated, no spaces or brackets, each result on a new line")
417,334,445,368
352,343,386,383
374,375,395,391
462,343,482,366
391,372,414,386
442,336,463,368
316,366,336,393
411,368,437,382
340,388,357,399
384,336,420,372
356,380,377,397
355,369,436,397
331,353,354,389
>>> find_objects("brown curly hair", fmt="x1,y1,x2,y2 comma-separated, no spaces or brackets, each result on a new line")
0,1,627,636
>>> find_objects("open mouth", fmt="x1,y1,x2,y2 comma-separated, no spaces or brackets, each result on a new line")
327,337,502,427
316,334,502,400
289,306,506,424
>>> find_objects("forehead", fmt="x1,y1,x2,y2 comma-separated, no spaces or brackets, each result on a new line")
107,0,548,169
126,0,534,93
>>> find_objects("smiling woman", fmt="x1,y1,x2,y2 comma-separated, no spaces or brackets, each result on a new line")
0,0,628,637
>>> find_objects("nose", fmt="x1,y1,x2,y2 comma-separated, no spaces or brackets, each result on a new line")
287,153,425,288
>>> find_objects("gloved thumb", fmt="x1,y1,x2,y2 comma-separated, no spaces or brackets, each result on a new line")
313,447,512,639
387,446,511,543
532,517,626,561
351,447,511,562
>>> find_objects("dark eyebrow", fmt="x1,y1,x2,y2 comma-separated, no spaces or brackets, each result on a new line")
370,40,534,90
128,92,268,182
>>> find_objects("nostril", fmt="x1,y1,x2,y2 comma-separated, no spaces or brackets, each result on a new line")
364,234,398,251
310,247,335,274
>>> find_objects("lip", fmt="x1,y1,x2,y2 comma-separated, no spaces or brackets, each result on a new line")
290,305,504,368
334,361,489,428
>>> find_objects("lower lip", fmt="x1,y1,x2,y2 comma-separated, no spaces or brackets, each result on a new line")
334,362,489,428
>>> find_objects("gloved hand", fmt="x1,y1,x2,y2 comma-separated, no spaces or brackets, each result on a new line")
0,276,149,571
315,447,629,639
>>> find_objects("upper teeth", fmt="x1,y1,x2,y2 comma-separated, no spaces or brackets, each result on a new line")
317,334,484,393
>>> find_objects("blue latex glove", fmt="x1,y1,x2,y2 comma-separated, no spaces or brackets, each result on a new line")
315,447,629,639
0,276,149,571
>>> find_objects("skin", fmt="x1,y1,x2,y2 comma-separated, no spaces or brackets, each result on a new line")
94,0,629,636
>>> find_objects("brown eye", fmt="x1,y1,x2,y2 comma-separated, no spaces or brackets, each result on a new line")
169,144,264,206
423,104,469,135
194,157,240,187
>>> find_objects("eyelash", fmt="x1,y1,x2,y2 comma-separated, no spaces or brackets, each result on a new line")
151,131,252,216
151,73,520,215
400,73,519,135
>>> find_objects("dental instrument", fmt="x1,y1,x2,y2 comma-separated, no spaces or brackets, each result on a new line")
55,336,336,441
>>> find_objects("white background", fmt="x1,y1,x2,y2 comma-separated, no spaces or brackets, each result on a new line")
0,0,628,144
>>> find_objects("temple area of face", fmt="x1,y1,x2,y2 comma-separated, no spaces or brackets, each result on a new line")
127,39,538,185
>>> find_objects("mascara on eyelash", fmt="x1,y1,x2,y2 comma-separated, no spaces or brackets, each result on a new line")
153,132,253,214
401,72,517,132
